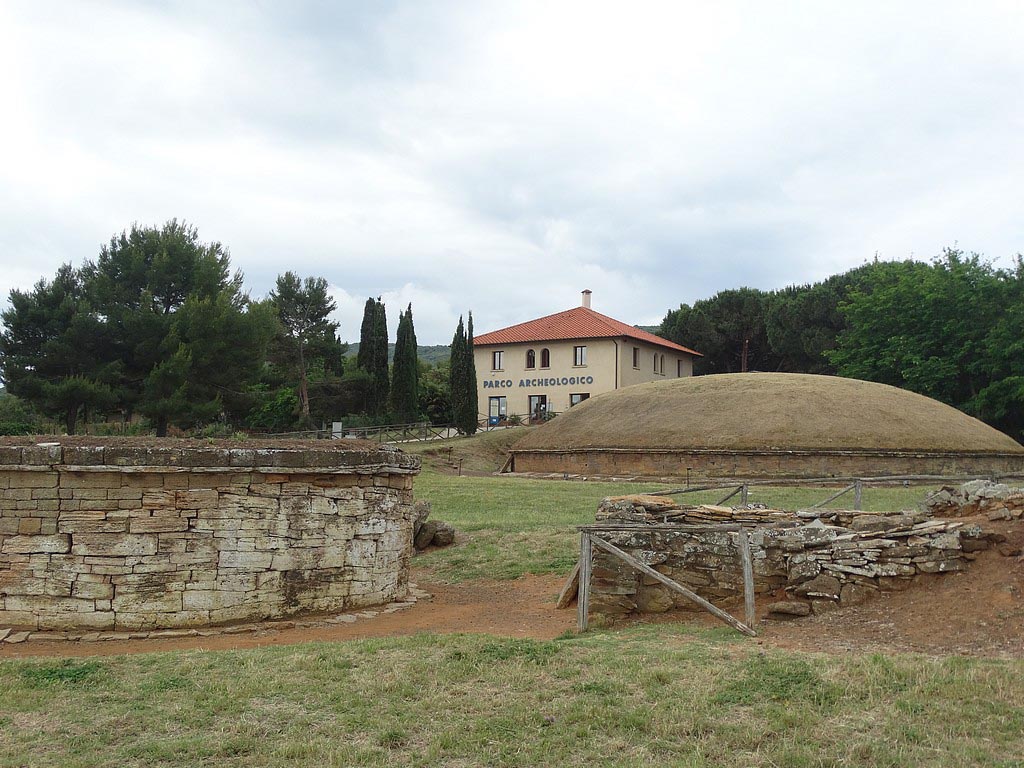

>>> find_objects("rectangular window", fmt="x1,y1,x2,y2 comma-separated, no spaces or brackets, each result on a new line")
570,393,590,407
677,359,683,377
632,347,639,368
573,345,587,366
491,350,504,370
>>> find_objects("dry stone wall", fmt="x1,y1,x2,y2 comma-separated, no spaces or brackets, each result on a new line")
585,493,1003,622
0,441,420,631
926,480,1024,520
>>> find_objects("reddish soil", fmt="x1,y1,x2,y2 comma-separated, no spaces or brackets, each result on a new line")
761,521,1024,658
4,522,1023,660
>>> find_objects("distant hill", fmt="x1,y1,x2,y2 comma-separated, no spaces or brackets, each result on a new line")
345,343,451,366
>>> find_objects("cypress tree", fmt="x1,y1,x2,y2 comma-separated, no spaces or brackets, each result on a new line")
356,297,376,371
370,299,390,415
449,316,466,430
448,313,478,435
463,312,478,434
390,303,420,421
355,297,390,416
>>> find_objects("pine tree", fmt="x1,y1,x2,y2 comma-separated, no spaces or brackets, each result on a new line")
390,303,420,422
0,264,117,434
268,273,340,424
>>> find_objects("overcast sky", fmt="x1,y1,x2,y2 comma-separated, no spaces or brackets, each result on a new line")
2,2,1022,344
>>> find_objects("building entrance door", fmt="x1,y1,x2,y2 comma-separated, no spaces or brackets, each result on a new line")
528,394,548,423
488,396,507,426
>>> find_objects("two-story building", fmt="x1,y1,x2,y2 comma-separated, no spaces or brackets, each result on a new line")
473,290,701,423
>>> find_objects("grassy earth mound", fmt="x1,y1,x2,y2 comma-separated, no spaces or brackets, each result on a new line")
514,373,1024,454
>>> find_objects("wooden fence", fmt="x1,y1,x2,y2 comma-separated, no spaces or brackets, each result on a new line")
573,524,758,637
566,473,1024,636
647,474,1024,511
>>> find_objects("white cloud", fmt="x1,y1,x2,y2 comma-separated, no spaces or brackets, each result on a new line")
1,0,1022,343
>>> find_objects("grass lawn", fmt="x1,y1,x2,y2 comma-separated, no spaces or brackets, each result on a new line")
413,470,939,582
3,457,1014,768
2,626,1023,767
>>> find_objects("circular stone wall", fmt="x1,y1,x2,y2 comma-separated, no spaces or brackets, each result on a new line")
0,438,420,631
510,373,1024,479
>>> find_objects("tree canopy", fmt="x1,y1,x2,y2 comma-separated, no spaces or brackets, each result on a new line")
357,297,390,416
390,303,420,422
268,272,343,424
2,222,271,434
659,249,1024,441
0,264,116,433
449,313,478,435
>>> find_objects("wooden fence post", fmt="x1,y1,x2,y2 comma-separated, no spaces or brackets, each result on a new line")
739,530,755,630
854,479,863,510
717,484,744,505
588,535,756,637
578,533,592,632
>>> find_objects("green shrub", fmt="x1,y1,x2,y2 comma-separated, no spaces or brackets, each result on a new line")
246,387,300,431
0,394,41,435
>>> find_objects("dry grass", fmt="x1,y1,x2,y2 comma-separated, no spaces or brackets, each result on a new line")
1,629,1022,767
0,467,1018,767
513,373,1024,453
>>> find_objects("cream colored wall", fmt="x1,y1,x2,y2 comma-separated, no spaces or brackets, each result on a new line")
619,342,694,388
475,339,618,417
474,338,695,419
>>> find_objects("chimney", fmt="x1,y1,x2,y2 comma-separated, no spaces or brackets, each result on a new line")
581,289,592,309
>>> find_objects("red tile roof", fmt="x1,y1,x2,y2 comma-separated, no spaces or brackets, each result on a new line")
474,306,701,356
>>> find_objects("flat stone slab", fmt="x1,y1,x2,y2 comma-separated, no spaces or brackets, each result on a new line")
767,600,812,617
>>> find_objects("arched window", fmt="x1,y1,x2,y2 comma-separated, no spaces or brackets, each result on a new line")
653,354,658,373
526,349,536,369
660,354,665,374
540,348,550,368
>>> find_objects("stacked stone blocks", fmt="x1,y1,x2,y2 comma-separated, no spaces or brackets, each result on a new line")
586,493,1003,621
0,441,420,631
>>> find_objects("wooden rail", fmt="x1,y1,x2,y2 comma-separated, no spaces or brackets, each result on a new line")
575,530,757,637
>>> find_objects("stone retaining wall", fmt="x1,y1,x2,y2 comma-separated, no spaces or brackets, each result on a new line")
926,480,1024,520
0,441,420,631
585,495,1002,622
512,448,1024,480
